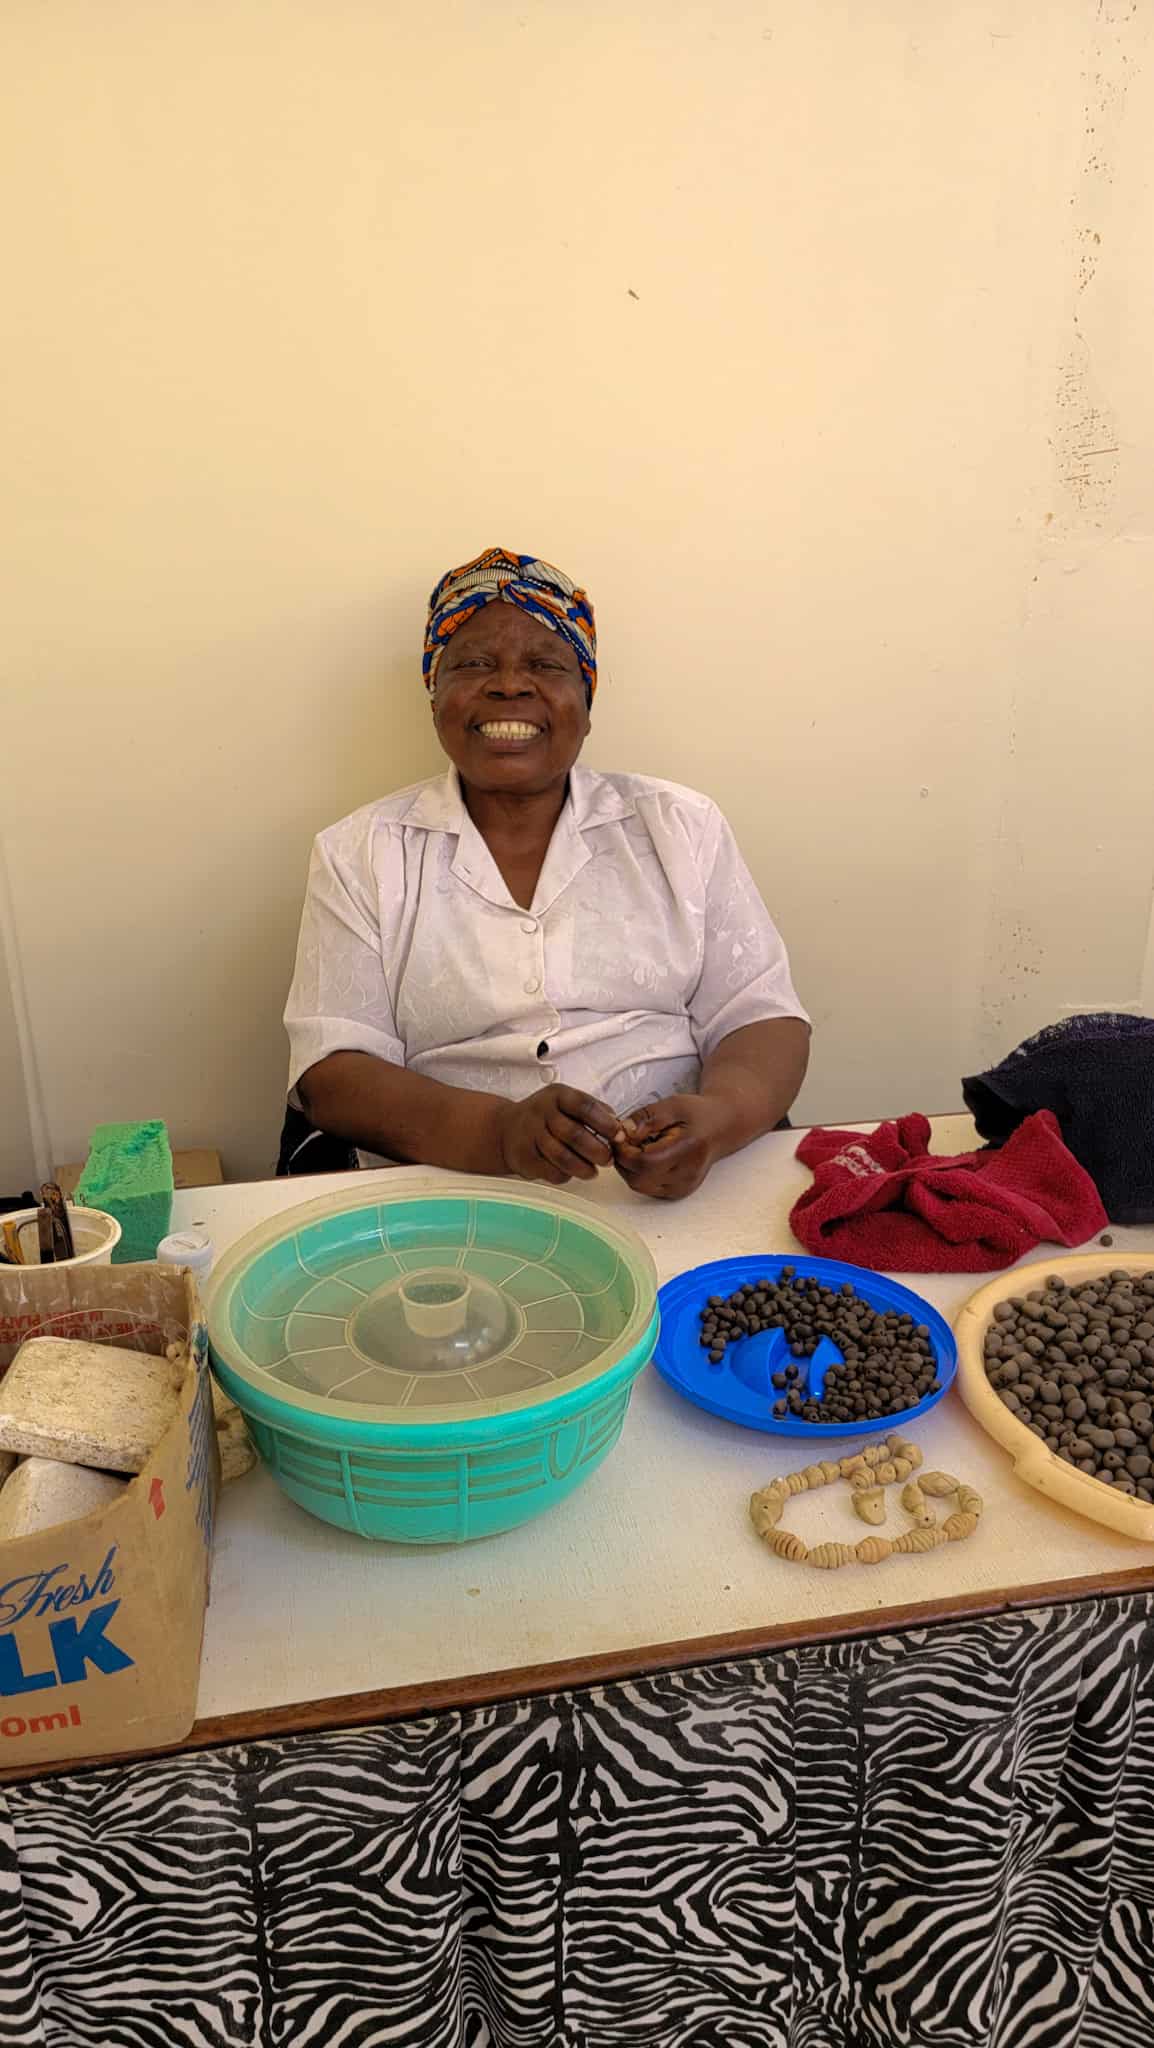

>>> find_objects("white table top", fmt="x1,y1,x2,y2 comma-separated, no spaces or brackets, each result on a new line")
179,1118,1154,1731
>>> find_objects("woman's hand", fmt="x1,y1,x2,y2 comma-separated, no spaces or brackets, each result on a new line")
614,1023,810,1201
611,1096,730,1202
497,1086,626,1186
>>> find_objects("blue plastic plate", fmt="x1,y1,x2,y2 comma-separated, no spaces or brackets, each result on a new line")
654,1254,957,1438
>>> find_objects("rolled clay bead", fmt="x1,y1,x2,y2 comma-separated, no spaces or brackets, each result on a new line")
873,1461,898,1485
901,1480,936,1528
919,1471,959,1497
856,1536,894,1564
893,1526,949,1553
749,1488,784,1532
768,1529,809,1563
784,1472,809,1496
853,1486,887,1526
841,1455,870,1480
808,1542,859,1570
887,1436,922,1471
820,1461,843,1484
890,1457,913,1481
803,1464,827,1490
861,1445,886,1468
956,1485,983,1518
941,1511,980,1541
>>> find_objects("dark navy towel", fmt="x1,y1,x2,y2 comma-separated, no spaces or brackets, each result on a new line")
963,1012,1154,1225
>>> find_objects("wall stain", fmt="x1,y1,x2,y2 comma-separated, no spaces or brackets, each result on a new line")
1051,1,1139,527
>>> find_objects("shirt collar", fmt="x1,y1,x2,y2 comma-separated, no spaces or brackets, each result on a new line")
400,763,635,837
399,765,635,916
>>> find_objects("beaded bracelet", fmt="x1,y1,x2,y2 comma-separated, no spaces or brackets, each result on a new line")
749,1432,983,1569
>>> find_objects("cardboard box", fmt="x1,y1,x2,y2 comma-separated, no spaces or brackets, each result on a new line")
0,1262,219,1772
54,1149,224,1196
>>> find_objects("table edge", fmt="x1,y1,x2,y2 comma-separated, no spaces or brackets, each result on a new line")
5,1559,1152,1786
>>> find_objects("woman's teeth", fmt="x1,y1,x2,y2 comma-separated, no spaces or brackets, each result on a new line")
477,721,541,740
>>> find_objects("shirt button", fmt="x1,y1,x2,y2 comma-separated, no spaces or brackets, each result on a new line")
524,978,541,995
521,918,537,934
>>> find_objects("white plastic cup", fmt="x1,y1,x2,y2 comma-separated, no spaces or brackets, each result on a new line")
156,1229,215,1277
4,1204,122,1268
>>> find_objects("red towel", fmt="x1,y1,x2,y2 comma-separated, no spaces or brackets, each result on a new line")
789,1110,1107,1272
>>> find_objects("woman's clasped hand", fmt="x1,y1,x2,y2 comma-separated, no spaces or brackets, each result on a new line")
494,1085,730,1203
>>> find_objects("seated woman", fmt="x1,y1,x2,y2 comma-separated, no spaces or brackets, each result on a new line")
283,547,809,1201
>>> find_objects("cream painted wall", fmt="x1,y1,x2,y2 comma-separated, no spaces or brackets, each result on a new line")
2,2,1152,1180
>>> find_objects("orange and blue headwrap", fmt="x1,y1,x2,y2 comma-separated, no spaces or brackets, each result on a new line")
423,547,597,703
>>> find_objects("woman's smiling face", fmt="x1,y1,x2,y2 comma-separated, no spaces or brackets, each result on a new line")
431,601,591,797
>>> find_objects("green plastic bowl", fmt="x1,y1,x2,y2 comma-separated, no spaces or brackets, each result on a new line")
205,1179,658,1543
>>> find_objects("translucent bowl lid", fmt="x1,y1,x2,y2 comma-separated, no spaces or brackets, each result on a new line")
205,1179,657,1426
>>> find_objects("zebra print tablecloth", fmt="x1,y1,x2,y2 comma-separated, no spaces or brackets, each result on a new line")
1,1592,1152,2048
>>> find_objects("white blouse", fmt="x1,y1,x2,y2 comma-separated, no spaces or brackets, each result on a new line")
285,767,807,1131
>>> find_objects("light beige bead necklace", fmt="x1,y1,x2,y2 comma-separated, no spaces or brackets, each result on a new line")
749,1433,983,1570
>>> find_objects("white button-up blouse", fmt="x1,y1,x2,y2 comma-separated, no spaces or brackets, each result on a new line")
285,767,807,1125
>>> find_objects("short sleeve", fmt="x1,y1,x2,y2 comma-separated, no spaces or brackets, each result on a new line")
284,826,405,1098
689,808,808,1059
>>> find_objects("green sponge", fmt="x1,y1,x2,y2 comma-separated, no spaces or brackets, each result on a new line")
74,1120,174,1263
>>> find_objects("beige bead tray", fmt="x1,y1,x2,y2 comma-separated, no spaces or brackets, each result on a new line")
956,1252,1154,1544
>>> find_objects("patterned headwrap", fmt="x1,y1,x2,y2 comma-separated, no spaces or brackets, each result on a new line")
422,546,597,702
